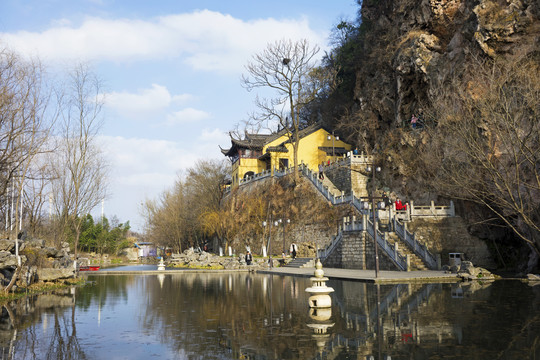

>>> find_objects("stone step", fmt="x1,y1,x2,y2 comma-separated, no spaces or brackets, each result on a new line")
320,176,342,198
284,257,315,268
385,233,429,270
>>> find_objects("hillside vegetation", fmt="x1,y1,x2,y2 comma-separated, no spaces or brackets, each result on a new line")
321,0,539,272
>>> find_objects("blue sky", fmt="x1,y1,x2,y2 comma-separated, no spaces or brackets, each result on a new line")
0,0,358,232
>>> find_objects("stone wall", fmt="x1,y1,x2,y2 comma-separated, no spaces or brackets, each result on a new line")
350,163,370,198
323,231,399,270
325,165,350,196
280,223,337,256
407,217,496,269
324,162,370,198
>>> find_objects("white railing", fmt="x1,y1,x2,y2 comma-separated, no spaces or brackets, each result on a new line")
228,162,446,270
410,200,455,217
366,217,408,271
393,217,438,269
318,231,343,260
238,169,272,186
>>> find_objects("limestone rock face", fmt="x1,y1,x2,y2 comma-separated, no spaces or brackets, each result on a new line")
457,260,495,280
351,0,539,271
169,248,270,269
0,240,16,252
355,0,539,129
37,268,75,281
0,237,74,287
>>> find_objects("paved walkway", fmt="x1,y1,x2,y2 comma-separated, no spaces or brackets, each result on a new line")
90,266,460,284
258,267,460,284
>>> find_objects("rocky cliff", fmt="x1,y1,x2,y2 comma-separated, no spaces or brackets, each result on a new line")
354,0,539,127
332,0,539,272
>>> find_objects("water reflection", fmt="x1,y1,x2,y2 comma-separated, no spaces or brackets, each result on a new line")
0,274,538,359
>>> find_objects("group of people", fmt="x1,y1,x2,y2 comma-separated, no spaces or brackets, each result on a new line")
244,243,297,265
394,196,408,211
382,191,408,211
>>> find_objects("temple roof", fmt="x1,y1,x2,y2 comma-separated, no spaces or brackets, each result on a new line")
220,122,331,157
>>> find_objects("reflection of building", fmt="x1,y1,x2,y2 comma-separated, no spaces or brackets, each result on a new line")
221,123,352,186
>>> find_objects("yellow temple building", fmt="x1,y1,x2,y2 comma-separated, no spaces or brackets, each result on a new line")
221,123,353,186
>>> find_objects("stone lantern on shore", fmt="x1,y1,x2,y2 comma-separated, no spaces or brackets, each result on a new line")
157,257,166,271
305,259,334,308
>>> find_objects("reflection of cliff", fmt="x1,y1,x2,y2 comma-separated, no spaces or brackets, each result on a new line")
0,288,88,359
326,280,539,359
328,281,454,358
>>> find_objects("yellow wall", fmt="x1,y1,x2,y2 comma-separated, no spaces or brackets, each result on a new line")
231,128,352,185
231,157,262,186
262,128,352,172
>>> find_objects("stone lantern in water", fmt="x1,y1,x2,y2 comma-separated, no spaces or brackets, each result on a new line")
305,259,334,308
307,308,334,356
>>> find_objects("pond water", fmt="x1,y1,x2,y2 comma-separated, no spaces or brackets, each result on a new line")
0,270,538,359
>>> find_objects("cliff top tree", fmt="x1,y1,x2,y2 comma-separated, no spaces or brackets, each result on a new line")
242,39,337,182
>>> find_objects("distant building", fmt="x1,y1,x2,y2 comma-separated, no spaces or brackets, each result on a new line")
134,242,157,257
220,123,352,186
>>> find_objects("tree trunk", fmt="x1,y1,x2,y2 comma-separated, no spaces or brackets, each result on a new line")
4,266,21,293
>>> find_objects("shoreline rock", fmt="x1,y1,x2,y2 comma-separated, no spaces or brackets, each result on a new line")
167,248,279,269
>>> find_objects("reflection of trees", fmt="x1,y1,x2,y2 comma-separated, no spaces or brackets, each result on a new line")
0,289,88,359
142,273,320,359
43,307,88,360
75,274,132,311
1,275,537,359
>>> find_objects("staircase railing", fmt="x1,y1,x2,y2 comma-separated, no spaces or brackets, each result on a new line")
366,217,407,271
232,164,442,270
318,230,343,261
318,214,408,270
393,217,437,269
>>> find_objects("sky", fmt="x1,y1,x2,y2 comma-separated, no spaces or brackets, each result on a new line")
0,0,358,232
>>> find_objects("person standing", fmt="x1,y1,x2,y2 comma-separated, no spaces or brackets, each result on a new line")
291,243,297,259
411,114,418,129
395,197,404,211
245,251,252,265
382,192,390,208
318,163,324,180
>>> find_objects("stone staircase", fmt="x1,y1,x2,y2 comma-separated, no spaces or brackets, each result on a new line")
320,175,342,198
284,257,315,268
385,232,428,270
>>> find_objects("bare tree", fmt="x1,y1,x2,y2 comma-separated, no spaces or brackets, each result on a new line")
0,48,56,239
143,181,188,253
143,159,229,253
50,64,108,266
242,39,338,181
421,54,540,266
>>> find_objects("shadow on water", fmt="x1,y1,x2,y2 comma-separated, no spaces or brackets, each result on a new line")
0,274,538,359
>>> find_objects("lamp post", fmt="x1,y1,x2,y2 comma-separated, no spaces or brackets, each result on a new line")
327,131,339,161
366,164,381,278
262,221,267,257
278,218,290,255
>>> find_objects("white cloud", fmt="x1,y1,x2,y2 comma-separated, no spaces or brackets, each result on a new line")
99,133,226,230
104,84,196,121
200,128,228,143
1,10,326,73
166,108,210,125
